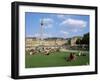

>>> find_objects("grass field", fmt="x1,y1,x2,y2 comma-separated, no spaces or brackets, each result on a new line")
25,51,89,68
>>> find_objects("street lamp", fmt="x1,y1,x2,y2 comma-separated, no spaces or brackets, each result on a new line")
40,19,44,46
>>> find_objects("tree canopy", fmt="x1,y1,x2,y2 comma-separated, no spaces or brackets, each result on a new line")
76,32,89,45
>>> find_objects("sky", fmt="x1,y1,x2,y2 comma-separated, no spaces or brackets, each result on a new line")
25,12,89,38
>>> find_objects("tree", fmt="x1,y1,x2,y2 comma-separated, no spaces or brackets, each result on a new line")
75,33,89,46
81,33,89,45
76,38,82,45
67,38,71,45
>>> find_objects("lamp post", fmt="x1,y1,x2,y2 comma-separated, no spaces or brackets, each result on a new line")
40,19,44,46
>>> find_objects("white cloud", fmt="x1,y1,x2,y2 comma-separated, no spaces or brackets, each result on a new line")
26,34,34,37
57,15,65,19
60,30,69,35
71,29,82,33
40,18,53,29
34,33,52,38
57,15,71,20
61,18,87,28
43,18,53,23
43,33,51,38
34,33,40,37
44,24,53,29
60,30,69,38
71,29,78,33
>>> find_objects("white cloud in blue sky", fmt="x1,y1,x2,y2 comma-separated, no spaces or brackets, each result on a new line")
60,30,69,35
40,18,53,29
57,14,65,19
34,33,52,38
60,18,87,28
60,30,69,38
34,33,40,37
25,12,89,38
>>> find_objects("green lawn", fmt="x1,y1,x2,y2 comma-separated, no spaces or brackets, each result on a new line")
25,51,89,68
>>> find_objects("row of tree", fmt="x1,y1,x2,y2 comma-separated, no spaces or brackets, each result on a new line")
76,33,89,46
